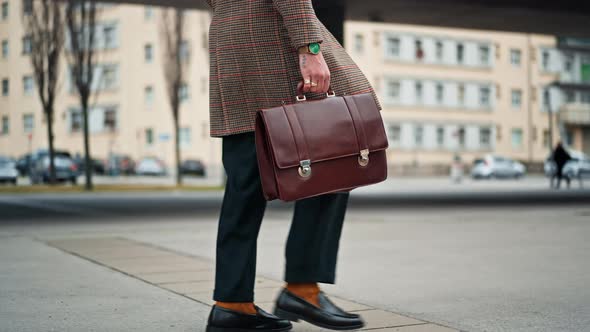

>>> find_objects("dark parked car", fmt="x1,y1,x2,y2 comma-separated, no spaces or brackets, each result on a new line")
180,159,206,177
73,155,106,175
106,154,136,176
29,149,78,184
15,153,32,176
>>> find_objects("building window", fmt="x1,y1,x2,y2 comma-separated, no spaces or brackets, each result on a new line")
543,129,550,148
22,35,32,54
457,127,465,148
543,89,551,109
145,128,154,145
581,92,590,104
23,114,34,133
542,50,550,71
1,78,8,96
354,34,364,54
178,83,189,102
145,85,154,105
1,39,8,58
511,89,522,109
201,77,207,94
23,75,34,95
511,128,523,149
510,49,521,66
457,84,465,106
415,82,423,103
101,65,117,90
415,39,424,61
565,90,576,103
1,115,8,134
479,86,491,107
480,127,491,148
479,45,490,65
564,53,574,72
144,43,153,62
386,37,400,58
414,125,423,147
436,126,445,147
435,41,443,61
179,40,190,62
103,107,116,131
436,83,444,104
179,127,191,149
70,110,82,132
1,1,8,20
144,6,154,20
22,0,32,15
388,124,401,146
387,81,400,101
103,24,117,49
456,43,464,64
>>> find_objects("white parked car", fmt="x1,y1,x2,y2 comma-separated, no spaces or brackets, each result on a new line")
135,157,167,176
471,155,526,179
0,156,18,185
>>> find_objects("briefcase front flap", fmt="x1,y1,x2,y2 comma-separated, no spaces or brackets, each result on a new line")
260,92,388,169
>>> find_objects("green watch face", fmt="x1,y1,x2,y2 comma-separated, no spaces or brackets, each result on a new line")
309,42,321,55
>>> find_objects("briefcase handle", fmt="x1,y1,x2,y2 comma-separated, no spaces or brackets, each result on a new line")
295,83,336,102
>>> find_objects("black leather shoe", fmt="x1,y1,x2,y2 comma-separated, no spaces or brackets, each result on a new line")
206,305,293,332
274,289,365,330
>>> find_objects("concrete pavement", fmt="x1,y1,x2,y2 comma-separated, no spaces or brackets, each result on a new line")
1,197,589,332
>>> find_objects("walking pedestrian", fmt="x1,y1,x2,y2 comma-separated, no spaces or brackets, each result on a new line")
552,142,572,189
203,0,381,331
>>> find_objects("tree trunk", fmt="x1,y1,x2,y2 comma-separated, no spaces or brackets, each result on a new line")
174,116,182,186
46,109,57,185
82,98,93,190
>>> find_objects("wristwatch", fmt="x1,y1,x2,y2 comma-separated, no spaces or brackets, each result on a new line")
298,42,321,55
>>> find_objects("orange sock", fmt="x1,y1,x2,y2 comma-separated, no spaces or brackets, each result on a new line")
286,283,320,307
215,301,257,315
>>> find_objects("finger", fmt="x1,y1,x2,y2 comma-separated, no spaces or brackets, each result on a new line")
303,77,312,93
310,76,319,93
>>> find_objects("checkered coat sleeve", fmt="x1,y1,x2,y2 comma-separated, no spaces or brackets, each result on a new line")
206,0,381,137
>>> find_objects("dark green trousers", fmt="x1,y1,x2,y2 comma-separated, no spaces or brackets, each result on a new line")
213,132,349,302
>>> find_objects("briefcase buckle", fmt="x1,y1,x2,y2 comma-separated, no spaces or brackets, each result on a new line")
298,160,312,178
358,149,369,167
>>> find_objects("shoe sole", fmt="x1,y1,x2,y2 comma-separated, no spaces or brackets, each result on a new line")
205,326,292,332
274,307,365,331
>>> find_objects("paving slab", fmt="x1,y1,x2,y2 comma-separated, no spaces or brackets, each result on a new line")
45,236,458,332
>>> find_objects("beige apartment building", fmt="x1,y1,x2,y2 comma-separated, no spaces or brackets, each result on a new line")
345,21,590,174
0,2,221,174
1,1,589,175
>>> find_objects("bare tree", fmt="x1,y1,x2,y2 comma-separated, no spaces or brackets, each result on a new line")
65,0,97,191
161,8,190,186
23,0,65,185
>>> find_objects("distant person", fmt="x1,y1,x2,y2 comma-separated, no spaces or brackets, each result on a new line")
552,142,572,189
203,0,379,331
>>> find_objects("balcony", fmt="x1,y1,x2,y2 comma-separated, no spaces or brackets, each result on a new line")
558,103,590,125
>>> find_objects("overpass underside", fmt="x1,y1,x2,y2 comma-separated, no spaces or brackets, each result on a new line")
104,0,590,37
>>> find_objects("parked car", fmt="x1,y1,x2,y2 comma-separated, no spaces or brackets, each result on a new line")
180,159,206,177
106,154,136,176
135,157,167,176
73,155,106,175
544,150,590,179
471,155,526,179
15,153,32,176
29,149,78,184
0,156,18,185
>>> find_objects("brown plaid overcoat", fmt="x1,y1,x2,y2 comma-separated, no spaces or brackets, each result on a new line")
205,0,381,137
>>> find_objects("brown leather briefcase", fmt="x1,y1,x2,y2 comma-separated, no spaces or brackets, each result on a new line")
255,90,389,202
